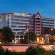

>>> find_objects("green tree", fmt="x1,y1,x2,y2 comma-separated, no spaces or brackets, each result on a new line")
0,46,5,55
0,29,3,42
25,46,46,55
2,27,14,43
42,27,55,36
5,49,13,55
49,39,55,45
20,32,36,44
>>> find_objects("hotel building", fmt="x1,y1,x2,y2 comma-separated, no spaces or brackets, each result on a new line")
0,12,54,43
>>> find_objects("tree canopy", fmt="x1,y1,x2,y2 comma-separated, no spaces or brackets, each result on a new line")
0,27,14,43
20,32,36,44
42,27,55,36
0,29,3,42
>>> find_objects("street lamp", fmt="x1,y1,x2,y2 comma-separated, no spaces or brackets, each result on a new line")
19,38,20,43
23,35,24,39
26,23,29,46
26,28,28,32
15,32,17,43
15,35,16,44
51,28,53,31
50,28,53,36
19,34,20,43
26,28,29,46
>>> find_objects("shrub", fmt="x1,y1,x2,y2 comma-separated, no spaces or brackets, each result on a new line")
25,46,46,55
25,46,37,55
5,49,13,55
0,46,5,55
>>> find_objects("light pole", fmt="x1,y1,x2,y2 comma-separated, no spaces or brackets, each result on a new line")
26,23,29,46
51,28,53,31
50,28,53,36
19,34,20,43
15,35,16,43
23,35,24,39
15,32,17,43
28,30,29,46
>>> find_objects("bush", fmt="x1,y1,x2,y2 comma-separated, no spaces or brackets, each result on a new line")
0,46,5,55
26,46,47,55
25,46,37,55
5,49,13,55
20,39,26,44
25,46,55,55
36,46,46,55
12,52,24,55
44,51,53,55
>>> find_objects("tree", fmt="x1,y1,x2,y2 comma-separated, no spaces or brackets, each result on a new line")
5,49,13,55
2,27,14,43
0,29,3,42
20,32,36,44
49,39,55,45
25,46,46,55
42,27,55,36
0,46,5,55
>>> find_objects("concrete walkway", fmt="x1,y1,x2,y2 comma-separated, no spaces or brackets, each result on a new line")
2,46,28,52
2,45,54,52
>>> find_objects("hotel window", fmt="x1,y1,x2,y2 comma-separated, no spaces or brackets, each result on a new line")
36,21,40,22
36,27,40,28
16,32,18,34
36,18,40,20
7,18,9,20
0,16,1,21
11,15,13,17
16,25,18,27
7,22,9,24
7,25,9,27
7,15,9,17
12,29,13,31
20,29,22,31
20,19,22,21
36,24,40,25
36,30,40,31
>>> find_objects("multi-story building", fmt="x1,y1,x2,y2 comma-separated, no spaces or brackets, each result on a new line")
6,13,32,40
0,13,6,29
34,12,54,35
0,12,54,43
34,12,54,44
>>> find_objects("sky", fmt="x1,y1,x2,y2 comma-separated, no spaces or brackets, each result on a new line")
0,0,55,18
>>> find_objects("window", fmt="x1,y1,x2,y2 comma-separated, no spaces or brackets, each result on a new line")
12,29,13,31
20,29,22,31
0,16,1,21
7,25,9,27
36,27,40,28
7,22,9,24
36,21,40,22
36,24,40,25
36,18,40,20
36,30,40,31
16,32,18,34
16,25,18,27
7,18,9,20
20,19,22,21
7,15,9,17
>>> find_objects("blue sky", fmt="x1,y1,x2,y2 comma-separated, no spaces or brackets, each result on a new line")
0,0,55,18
